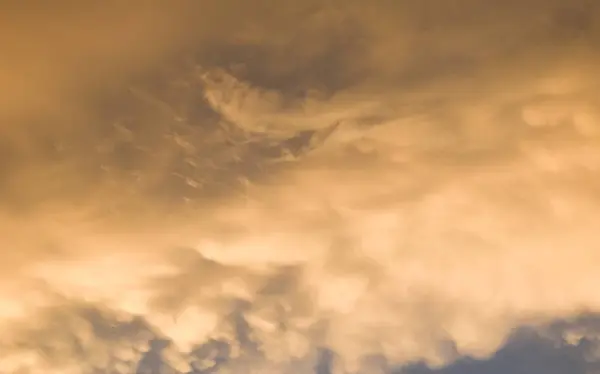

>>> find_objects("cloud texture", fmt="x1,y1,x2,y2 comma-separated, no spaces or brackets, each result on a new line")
1,0,600,373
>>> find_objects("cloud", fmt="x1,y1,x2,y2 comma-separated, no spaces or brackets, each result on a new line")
7,301,600,374
396,314,600,374
2,0,600,373
0,297,160,373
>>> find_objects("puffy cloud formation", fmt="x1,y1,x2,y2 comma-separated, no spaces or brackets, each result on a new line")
1,0,600,373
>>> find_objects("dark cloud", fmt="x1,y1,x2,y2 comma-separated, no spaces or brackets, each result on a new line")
396,315,600,374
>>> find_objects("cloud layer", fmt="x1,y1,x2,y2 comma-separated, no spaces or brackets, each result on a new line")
2,1,600,373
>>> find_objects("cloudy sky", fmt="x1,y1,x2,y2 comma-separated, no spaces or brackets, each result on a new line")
1,1,600,373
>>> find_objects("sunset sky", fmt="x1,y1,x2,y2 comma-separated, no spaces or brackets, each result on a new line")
1,1,600,373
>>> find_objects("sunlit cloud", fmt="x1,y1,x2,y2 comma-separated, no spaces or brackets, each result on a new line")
1,1,600,373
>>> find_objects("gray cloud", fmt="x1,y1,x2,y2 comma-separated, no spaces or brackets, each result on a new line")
397,314,600,374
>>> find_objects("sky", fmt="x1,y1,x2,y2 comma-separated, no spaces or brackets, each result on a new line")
1,1,600,373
